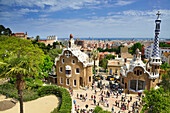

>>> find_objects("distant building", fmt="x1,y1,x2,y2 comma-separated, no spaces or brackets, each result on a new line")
145,46,170,59
75,39,84,48
13,32,27,39
38,35,57,46
54,34,93,89
121,46,133,59
107,59,124,78
161,52,170,65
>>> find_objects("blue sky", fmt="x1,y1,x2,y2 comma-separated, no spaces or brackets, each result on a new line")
0,0,170,39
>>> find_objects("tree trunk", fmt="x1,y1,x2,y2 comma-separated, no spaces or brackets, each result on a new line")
18,89,23,113
17,74,24,113
94,58,95,75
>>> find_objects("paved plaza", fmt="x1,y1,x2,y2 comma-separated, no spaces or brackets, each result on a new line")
71,82,141,113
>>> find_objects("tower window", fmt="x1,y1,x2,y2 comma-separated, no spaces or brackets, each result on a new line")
140,71,142,75
72,60,75,64
137,70,139,76
134,71,136,75
155,66,157,69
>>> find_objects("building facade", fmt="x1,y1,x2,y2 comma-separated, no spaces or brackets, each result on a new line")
55,34,93,89
161,52,170,65
120,11,162,94
13,32,27,39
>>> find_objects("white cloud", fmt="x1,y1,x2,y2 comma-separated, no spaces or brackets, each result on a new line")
115,0,135,6
0,0,135,13
121,9,170,16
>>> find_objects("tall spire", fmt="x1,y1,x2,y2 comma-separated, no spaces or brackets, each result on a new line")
149,11,162,66
151,11,161,58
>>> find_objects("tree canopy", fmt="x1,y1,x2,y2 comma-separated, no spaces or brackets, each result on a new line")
159,42,170,47
142,87,170,113
130,42,144,55
97,45,124,54
0,25,12,36
160,70,170,92
0,35,45,76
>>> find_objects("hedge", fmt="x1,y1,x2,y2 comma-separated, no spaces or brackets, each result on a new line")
0,83,72,113
37,85,72,113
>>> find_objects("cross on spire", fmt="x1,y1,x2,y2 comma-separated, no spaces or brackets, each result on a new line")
156,11,161,19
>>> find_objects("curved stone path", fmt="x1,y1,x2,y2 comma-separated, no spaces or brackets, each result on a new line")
0,95,61,113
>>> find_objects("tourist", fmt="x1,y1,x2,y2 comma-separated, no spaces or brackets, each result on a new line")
112,106,114,113
75,104,77,111
80,94,82,100
94,95,96,100
107,100,109,107
85,86,87,91
74,100,76,104
91,95,93,100
77,109,79,113
94,99,96,105
130,96,132,101
127,103,129,110
77,93,79,99
139,97,141,102
95,90,97,94
92,85,93,90
115,100,117,106
78,104,80,109
136,101,138,107
117,101,119,107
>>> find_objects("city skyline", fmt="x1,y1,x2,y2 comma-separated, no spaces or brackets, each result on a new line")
0,0,170,39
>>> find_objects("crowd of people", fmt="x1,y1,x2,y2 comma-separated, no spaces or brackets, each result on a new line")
71,81,143,113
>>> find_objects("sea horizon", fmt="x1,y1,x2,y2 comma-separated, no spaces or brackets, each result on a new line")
57,37,170,40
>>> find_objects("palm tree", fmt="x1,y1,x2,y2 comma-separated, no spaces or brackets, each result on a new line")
92,50,99,75
0,56,35,113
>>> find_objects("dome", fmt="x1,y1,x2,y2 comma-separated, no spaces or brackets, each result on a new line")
70,34,73,39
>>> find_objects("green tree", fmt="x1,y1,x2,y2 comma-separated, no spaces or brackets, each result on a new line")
52,41,60,49
142,87,170,113
159,42,170,47
40,55,53,77
92,50,99,75
0,56,36,113
0,25,12,36
105,54,115,60
35,35,40,41
160,70,170,92
0,35,45,113
100,59,107,69
160,63,169,72
131,42,144,54
47,49,62,62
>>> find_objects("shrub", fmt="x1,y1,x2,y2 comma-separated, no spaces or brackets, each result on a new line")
38,85,72,113
93,106,103,113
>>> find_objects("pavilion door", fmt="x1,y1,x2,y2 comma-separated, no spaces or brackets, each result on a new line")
79,77,83,87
